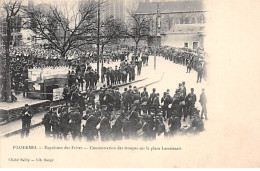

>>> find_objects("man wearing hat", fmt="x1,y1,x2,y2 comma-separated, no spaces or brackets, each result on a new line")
148,88,157,114
186,88,197,119
122,88,128,111
99,109,111,141
161,91,172,119
182,82,186,97
42,107,52,137
168,115,181,136
199,88,207,120
82,110,101,141
115,66,120,84
129,105,139,139
70,110,82,140
190,110,204,133
112,111,125,141
197,64,204,83
114,87,121,110
21,104,33,138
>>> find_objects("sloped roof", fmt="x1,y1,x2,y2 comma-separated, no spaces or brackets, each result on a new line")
136,1,204,14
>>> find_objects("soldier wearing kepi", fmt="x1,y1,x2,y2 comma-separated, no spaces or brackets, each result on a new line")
112,111,125,141
197,64,204,83
42,107,52,137
199,88,208,120
82,111,101,141
186,88,197,119
168,115,181,136
122,88,128,111
99,106,111,141
21,104,33,138
141,87,149,114
161,91,172,119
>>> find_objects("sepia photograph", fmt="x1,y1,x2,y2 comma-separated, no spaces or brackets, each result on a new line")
0,0,260,168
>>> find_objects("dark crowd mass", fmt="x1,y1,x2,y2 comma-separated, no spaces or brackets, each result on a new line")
0,46,146,102
10,45,208,141
21,82,207,141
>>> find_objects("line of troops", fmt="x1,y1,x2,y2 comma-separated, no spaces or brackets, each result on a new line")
158,47,207,83
36,82,207,141
103,60,143,87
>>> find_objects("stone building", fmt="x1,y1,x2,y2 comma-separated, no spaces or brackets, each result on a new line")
135,0,206,49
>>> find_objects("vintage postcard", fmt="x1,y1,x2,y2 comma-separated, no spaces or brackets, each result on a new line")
0,0,259,168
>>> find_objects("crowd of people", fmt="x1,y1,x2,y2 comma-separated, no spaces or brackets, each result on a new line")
24,80,207,141
158,46,207,83
0,46,133,101
7,44,208,141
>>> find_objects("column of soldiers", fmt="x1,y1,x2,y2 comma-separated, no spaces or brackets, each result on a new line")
68,64,100,91
102,59,143,86
41,82,207,141
159,46,207,83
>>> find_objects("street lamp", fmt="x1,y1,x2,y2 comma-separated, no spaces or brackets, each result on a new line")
154,2,161,70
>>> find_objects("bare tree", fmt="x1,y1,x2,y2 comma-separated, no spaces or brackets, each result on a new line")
99,17,126,61
23,0,100,60
98,17,126,82
1,0,22,102
126,11,151,58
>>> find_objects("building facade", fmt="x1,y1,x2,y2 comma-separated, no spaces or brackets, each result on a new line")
135,0,206,49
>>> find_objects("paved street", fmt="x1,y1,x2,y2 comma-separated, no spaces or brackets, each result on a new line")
5,56,209,140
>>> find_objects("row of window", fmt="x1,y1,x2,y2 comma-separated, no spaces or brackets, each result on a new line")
184,42,198,49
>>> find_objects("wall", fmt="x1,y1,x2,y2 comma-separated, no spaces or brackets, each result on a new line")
161,33,204,49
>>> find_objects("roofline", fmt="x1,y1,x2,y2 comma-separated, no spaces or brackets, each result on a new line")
161,32,206,35
135,10,207,16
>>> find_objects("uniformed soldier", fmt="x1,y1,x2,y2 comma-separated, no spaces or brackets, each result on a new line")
50,108,60,139
190,110,204,133
142,115,156,140
161,91,172,119
89,69,95,89
199,88,207,120
77,92,86,116
59,107,70,140
99,87,105,106
70,110,82,140
187,60,192,73
42,107,52,137
128,105,139,139
106,69,111,86
182,81,187,97
21,104,33,138
112,112,125,141
152,93,160,115
86,89,95,109
168,115,181,136
110,69,115,85
186,88,197,119
114,66,120,84
125,86,134,111
114,87,121,110
137,60,142,75
148,88,157,114
99,110,111,141
141,87,149,114
197,64,204,83
62,84,70,106
155,115,166,137
82,111,100,141
71,87,79,104
122,88,128,111
94,69,99,89
133,86,140,102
